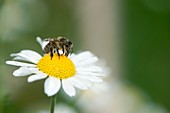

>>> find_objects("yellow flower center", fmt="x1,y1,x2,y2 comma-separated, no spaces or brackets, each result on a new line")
37,54,76,79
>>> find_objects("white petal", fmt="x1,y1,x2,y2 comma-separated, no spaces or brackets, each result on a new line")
13,56,27,61
77,66,103,73
10,50,42,64
20,50,42,60
44,77,61,96
74,51,94,61
77,57,98,66
75,76,92,88
6,61,36,67
77,75,103,83
70,51,91,63
36,37,49,49
62,79,76,97
70,51,97,65
67,77,88,90
13,67,38,76
27,73,47,82
36,37,43,47
76,71,104,77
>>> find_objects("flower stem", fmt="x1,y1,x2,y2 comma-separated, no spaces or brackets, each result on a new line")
50,95,56,113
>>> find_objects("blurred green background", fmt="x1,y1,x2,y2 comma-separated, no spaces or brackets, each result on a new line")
124,0,170,111
0,0,170,113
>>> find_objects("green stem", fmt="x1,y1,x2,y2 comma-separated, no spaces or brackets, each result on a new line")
50,95,56,113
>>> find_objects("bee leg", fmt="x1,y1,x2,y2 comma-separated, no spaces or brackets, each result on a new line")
65,53,68,57
50,52,53,60
56,48,60,59
50,47,53,60
62,45,65,56
65,48,68,56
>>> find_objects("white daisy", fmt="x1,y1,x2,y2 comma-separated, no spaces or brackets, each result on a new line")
6,37,105,97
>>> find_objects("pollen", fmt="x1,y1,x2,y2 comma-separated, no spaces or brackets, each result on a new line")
37,54,76,79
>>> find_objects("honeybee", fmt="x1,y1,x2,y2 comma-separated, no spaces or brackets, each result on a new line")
43,37,73,59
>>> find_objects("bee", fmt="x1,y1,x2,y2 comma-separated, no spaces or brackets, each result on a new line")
43,37,73,59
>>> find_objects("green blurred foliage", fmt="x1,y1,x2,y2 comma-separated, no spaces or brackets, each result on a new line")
1,95,22,113
124,0,170,111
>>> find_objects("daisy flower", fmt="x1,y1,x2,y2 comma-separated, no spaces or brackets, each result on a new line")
6,37,105,97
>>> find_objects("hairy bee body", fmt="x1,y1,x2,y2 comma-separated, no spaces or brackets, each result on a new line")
43,37,73,59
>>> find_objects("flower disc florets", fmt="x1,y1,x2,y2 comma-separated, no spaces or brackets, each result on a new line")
37,54,76,79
